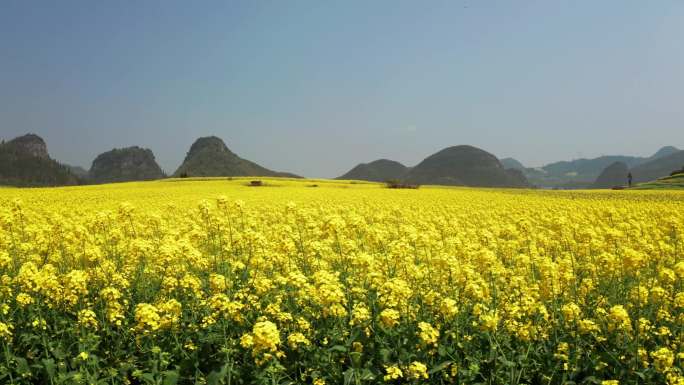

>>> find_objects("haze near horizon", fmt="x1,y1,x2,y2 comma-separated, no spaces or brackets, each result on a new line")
1,0,683,178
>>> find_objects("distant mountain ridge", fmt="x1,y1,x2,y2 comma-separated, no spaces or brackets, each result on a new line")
630,150,684,184
593,161,629,188
500,158,526,171
1,132,681,189
173,136,301,178
336,159,409,182
7,133,50,159
404,145,529,187
337,145,530,188
0,133,302,186
89,146,166,183
338,145,683,188
521,146,680,187
65,165,89,178
0,134,79,186
649,146,680,160
589,149,684,189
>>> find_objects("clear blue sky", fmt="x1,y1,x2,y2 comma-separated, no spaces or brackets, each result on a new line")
1,0,682,177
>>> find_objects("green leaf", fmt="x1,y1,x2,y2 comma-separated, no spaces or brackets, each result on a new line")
141,373,156,384
428,360,452,375
52,347,66,360
359,369,376,380
379,348,391,362
15,357,30,375
497,356,515,367
329,345,347,353
162,370,180,385
207,364,229,385
42,358,56,379
343,368,355,385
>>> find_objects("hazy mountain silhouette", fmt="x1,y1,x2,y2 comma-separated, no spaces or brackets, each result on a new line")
630,150,684,183
2,132,680,189
337,146,529,187
173,136,301,178
65,165,89,178
0,134,79,186
525,146,680,187
336,159,409,182
403,145,529,187
648,146,679,161
593,161,629,188
500,158,526,171
89,146,165,183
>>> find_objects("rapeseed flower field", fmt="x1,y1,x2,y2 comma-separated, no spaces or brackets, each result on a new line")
0,178,683,384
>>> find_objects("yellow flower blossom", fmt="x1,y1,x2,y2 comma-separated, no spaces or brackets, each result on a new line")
651,347,674,373
77,309,98,330
134,303,161,333
379,308,400,328
383,365,403,381
417,321,439,346
1,177,684,383
0,322,12,340
407,361,429,380
286,332,310,350
607,305,631,332
250,320,280,353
